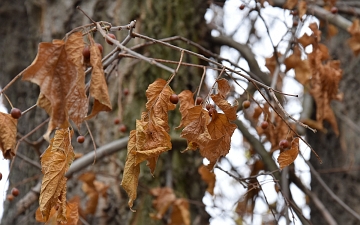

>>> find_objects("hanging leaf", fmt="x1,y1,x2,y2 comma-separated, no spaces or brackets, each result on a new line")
35,200,79,225
64,32,88,127
347,19,360,56
78,172,99,215
86,35,112,119
39,128,75,222
121,130,140,211
198,165,216,195
277,138,300,169
169,198,191,225
0,112,17,159
205,110,237,162
176,90,195,129
22,33,85,139
150,187,177,220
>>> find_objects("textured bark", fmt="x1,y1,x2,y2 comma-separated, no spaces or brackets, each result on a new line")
307,26,360,224
1,0,210,224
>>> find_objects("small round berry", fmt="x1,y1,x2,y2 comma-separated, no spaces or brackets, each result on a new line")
119,124,127,132
206,104,213,110
77,136,85,144
170,94,179,104
114,118,121,125
123,88,129,96
330,7,338,14
291,10,298,16
239,4,245,10
106,33,116,45
242,100,251,109
279,139,290,150
7,194,14,201
196,97,203,105
96,43,103,54
10,108,22,119
208,108,216,117
293,20,298,27
261,121,269,130
0,172,2,181
11,187,19,197
82,46,90,60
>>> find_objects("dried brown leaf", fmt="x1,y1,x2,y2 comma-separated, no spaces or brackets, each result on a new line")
283,0,298,9
39,128,75,222
145,79,176,131
298,0,307,18
169,198,191,225
65,32,88,127
150,187,176,220
0,112,17,159
277,138,300,169
121,130,140,211
206,110,237,162
22,38,78,138
86,36,112,119
198,165,216,195
176,90,195,129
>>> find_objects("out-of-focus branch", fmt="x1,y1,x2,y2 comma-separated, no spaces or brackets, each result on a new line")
211,35,271,85
235,120,279,179
16,137,129,216
272,0,352,31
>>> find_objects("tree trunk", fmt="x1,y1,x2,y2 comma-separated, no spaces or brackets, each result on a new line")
308,25,360,224
0,1,210,224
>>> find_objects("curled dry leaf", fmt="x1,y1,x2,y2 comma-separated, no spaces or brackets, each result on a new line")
169,198,191,225
0,112,17,159
121,130,140,211
277,137,300,169
198,165,216,195
284,45,311,85
39,128,75,222
22,33,88,139
86,35,112,119
150,187,176,220
211,78,238,121
176,90,195,129
298,0,307,18
35,200,79,225
283,0,298,10
78,172,98,215
347,19,360,56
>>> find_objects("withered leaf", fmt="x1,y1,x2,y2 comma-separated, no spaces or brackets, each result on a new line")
277,138,300,169
150,187,176,220
206,110,237,162
40,128,75,222
176,90,195,129
347,19,360,56
22,37,80,139
216,78,230,98
169,198,191,225
86,36,112,119
0,112,17,159
65,32,88,127
35,200,79,225
145,78,176,131
283,0,298,9
121,130,140,211
211,94,237,121
78,172,98,215
298,0,307,18
198,165,216,195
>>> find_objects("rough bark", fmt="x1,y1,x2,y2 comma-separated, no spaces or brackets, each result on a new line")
307,24,360,225
1,0,210,224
